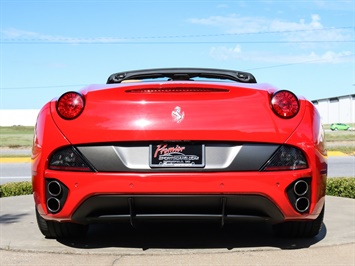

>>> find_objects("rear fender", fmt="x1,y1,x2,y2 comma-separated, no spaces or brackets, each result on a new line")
284,101,327,216
32,103,71,216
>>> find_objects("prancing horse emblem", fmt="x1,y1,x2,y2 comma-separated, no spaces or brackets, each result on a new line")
172,106,185,123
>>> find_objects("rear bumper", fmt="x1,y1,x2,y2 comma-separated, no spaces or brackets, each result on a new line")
34,169,326,225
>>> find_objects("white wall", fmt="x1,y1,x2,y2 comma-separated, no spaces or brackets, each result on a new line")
0,109,39,126
312,94,355,124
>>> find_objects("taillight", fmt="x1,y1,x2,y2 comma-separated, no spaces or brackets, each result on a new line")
261,145,308,171
57,91,85,119
49,146,93,172
271,90,299,118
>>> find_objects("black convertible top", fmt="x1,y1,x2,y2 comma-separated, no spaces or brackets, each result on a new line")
107,68,257,84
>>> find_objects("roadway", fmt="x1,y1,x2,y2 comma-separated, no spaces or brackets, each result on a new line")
0,155,354,184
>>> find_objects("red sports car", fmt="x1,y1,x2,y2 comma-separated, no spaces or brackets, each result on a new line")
32,68,327,239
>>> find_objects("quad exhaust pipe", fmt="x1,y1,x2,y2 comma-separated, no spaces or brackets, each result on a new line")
288,179,311,213
46,179,67,213
47,181,62,213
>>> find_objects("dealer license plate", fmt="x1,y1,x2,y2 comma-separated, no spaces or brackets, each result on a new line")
149,143,205,168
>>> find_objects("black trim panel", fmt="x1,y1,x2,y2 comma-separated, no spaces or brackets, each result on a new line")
71,194,284,226
76,143,280,172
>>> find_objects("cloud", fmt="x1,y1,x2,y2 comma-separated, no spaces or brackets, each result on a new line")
209,46,353,64
313,0,354,11
210,45,242,60
0,28,126,44
308,50,354,63
188,14,324,33
190,13,353,62
189,14,268,34
188,14,352,44
276,15,352,46
271,14,322,32
216,4,229,9
1,28,40,38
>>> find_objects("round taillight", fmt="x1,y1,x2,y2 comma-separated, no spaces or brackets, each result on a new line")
57,92,85,119
271,90,299,118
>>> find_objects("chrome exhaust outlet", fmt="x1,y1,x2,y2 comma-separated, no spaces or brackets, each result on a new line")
293,180,309,196
47,197,61,213
48,180,62,197
295,197,310,213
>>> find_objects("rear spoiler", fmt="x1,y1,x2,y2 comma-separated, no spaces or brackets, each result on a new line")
107,68,257,84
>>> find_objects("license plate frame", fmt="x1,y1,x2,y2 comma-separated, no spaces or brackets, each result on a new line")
149,143,205,168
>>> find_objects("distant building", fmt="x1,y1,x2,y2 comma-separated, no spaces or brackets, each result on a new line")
0,109,39,126
311,94,355,125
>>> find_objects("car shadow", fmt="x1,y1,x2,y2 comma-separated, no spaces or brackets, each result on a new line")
57,221,327,251
0,213,30,224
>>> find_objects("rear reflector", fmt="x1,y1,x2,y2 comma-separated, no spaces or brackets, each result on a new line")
57,91,85,119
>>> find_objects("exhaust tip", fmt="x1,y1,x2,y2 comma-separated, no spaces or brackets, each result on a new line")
295,197,310,213
48,180,62,197
47,197,61,213
293,180,309,196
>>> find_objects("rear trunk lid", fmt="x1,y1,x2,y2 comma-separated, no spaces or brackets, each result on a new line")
50,82,305,144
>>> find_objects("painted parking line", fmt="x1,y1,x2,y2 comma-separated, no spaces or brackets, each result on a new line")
327,151,349,156
0,157,31,163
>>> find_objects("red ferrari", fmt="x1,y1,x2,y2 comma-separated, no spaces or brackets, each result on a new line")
32,68,327,239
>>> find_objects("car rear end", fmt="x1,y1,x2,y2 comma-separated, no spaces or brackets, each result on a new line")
32,69,327,238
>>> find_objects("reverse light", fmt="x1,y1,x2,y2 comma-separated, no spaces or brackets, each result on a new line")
57,91,85,119
49,146,93,171
262,145,308,171
271,90,299,118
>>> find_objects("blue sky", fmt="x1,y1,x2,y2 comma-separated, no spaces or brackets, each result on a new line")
0,0,354,109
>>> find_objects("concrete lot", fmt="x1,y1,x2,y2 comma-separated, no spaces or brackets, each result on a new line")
0,195,354,265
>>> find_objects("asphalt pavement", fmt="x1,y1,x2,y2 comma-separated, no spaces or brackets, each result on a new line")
1,151,354,185
0,195,354,265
